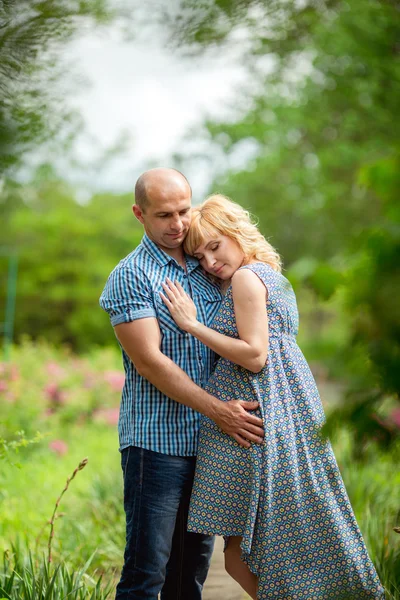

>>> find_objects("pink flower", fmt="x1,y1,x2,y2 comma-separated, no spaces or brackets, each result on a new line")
46,361,65,379
0,363,19,381
49,439,68,456
44,382,66,405
0,380,7,393
83,373,97,389
10,365,19,380
93,407,120,426
103,370,125,392
391,408,400,429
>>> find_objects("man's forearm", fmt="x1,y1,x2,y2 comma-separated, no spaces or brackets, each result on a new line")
135,350,221,421
137,352,263,447
113,320,264,447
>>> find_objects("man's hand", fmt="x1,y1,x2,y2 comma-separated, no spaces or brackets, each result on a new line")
211,400,264,448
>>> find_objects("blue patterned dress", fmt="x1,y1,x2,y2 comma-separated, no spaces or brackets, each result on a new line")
187,262,384,600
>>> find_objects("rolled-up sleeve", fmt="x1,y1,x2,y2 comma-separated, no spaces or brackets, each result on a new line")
99,265,156,326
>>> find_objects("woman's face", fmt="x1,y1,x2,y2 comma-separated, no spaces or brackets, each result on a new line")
192,235,245,280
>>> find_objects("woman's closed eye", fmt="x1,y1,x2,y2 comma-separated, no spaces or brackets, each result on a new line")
194,244,219,260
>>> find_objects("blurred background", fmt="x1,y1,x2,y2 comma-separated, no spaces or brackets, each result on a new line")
1,0,399,598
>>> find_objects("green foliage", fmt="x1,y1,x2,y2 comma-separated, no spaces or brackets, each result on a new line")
350,155,400,398
0,430,45,467
0,340,123,443
333,430,400,599
171,0,399,266
0,546,113,599
166,0,313,52
0,170,142,350
326,154,400,447
0,0,112,175
0,342,124,578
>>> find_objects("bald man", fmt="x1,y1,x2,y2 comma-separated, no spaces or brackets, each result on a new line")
100,168,263,600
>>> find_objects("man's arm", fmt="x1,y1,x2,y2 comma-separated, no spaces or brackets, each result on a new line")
114,318,264,448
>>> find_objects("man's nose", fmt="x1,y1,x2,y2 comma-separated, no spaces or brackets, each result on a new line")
171,215,182,231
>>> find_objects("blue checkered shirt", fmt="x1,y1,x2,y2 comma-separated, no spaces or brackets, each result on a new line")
99,235,222,456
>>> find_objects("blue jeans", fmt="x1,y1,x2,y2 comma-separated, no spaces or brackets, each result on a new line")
115,446,215,600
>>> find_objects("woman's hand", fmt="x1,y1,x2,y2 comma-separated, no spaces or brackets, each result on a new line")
160,278,198,332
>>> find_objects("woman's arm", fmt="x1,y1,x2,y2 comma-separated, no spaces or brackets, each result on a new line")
160,269,269,373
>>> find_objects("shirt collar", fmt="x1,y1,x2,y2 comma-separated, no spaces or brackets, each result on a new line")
142,235,171,266
141,234,200,273
185,254,199,273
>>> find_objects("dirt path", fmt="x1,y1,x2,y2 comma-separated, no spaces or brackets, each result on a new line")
203,536,250,600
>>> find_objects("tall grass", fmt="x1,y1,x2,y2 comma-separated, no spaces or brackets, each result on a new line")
330,429,400,599
0,546,113,599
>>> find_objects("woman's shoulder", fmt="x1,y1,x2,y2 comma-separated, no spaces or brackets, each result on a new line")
238,261,286,292
231,265,268,297
232,265,264,285
238,261,278,279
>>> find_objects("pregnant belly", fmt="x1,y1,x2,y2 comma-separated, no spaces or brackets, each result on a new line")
205,358,259,404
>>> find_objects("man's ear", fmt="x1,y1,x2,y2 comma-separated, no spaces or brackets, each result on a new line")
132,204,144,224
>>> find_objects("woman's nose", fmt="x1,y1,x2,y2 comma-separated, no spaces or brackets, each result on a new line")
205,255,216,269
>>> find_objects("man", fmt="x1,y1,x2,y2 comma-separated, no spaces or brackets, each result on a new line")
100,167,264,600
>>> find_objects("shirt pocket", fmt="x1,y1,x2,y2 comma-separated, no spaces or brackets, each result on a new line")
192,287,222,328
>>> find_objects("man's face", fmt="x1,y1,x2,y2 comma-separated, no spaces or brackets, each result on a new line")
134,188,192,253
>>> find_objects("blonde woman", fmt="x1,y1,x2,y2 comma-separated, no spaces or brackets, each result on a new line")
160,195,384,600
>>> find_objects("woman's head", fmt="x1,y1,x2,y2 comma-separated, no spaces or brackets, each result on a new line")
184,194,282,279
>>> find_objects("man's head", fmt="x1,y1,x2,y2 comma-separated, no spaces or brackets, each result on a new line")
133,168,192,253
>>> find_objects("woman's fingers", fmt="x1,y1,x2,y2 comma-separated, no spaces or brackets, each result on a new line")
159,292,172,307
175,280,186,294
166,278,188,298
162,279,177,299
162,280,193,312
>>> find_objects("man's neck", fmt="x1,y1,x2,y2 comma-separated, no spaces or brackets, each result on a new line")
159,244,186,269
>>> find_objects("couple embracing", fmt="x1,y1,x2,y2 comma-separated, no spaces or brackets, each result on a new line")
100,168,383,600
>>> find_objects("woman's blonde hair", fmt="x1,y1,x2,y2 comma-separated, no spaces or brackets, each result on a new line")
184,194,282,272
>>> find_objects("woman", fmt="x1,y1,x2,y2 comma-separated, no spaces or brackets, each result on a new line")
160,195,384,600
